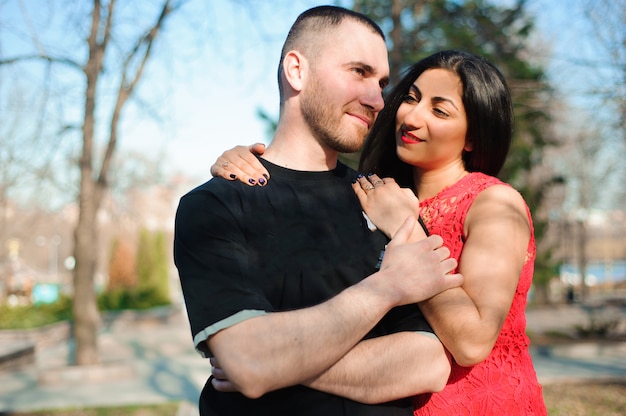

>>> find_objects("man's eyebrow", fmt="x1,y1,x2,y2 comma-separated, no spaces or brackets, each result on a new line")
347,61,390,88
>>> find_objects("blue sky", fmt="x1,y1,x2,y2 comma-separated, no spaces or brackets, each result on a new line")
157,0,557,181
1,0,620,193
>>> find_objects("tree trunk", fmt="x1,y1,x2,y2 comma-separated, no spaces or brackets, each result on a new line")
72,178,101,365
71,0,103,366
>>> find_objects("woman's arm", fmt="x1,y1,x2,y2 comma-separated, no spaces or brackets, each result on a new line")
353,180,530,367
210,143,270,186
418,185,530,366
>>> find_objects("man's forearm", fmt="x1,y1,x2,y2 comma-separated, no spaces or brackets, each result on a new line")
209,270,402,398
304,332,451,404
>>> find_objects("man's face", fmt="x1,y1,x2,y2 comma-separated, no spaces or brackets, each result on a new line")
300,20,389,153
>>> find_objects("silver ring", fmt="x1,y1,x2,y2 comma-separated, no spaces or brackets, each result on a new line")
364,185,374,191
373,180,384,187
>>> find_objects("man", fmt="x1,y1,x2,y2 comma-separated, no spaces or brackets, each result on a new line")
174,6,462,415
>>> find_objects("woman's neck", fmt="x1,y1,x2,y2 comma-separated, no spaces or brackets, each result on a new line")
413,162,469,200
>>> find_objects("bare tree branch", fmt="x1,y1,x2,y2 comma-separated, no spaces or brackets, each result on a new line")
0,54,82,69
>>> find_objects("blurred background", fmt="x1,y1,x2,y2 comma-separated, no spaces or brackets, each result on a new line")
0,0,624,414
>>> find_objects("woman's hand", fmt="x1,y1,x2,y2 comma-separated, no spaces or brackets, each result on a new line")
352,173,424,239
210,143,270,186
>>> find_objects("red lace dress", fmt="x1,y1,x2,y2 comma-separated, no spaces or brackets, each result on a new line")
413,172,546,415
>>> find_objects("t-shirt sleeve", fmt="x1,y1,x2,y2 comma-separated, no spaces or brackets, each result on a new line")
174,186,272,357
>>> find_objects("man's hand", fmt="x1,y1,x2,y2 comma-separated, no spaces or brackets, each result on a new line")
375,217,462,306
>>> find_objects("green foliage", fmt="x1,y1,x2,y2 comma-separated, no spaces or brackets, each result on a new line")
136,228,170,302
0,296,72,329
97,286,169,311
97,228,171,312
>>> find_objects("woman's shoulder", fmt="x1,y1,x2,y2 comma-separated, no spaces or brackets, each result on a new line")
469,177,529,226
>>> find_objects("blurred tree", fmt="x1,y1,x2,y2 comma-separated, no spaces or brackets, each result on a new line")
0,71,63,265
136,228,170,303
580,0,625,144
0,0,186,365
107,237,137,291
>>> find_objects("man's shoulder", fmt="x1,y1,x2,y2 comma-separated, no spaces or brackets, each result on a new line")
176,177,249,217
182,176,242,198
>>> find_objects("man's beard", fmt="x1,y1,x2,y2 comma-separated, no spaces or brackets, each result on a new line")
301,76,370,154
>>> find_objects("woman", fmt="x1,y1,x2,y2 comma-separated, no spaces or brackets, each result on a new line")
209,50,547,415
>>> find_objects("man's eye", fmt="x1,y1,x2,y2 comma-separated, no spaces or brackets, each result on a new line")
353,67,366,76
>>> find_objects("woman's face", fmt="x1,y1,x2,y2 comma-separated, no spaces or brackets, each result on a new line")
395,68,470,172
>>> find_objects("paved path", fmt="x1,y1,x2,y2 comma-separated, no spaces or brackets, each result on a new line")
0,304,625,414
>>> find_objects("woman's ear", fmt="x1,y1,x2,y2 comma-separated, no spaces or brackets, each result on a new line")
464,138,473,152
282,50,306,93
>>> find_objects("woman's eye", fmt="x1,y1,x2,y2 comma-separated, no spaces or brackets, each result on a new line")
433,108,449,117
403,94,418,103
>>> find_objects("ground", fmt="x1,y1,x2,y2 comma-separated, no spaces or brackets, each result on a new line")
542,380,626,416
3,382,626,415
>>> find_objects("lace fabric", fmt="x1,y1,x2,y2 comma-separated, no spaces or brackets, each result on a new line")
413,172,547,415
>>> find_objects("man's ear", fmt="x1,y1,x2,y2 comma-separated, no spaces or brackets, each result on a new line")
282,50,306,93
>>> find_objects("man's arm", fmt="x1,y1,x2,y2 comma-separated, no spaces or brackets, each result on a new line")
212,331,450,403
207,217,461,398
304,332,450,403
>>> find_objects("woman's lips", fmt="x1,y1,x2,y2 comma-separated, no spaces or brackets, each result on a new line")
400,130,424,144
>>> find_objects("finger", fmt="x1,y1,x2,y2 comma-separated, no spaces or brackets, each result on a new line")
387,216,417,245
434,245,451,262
210,157,237,180
439,257,459,275
441,272,464,291
232,145,270,186
357,175,375,191
367,173,385,187
211,365,228,380
211,377,239,392
211,145,270,187
249,142,266,156
421,234,444,251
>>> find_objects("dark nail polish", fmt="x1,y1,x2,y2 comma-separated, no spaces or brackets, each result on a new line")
259,178,266,185
367,172,373,177
229,174,237,179
248,178,256,184
357,173,364,179
263,174,269,180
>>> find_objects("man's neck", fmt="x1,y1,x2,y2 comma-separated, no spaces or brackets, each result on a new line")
263,128,339,172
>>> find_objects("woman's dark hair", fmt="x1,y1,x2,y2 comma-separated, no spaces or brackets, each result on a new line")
359,50,514,188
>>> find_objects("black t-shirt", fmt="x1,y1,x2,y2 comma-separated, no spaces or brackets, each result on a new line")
174,159,431,416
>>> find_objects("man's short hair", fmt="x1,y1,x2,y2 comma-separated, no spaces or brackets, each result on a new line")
277,6,385,103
